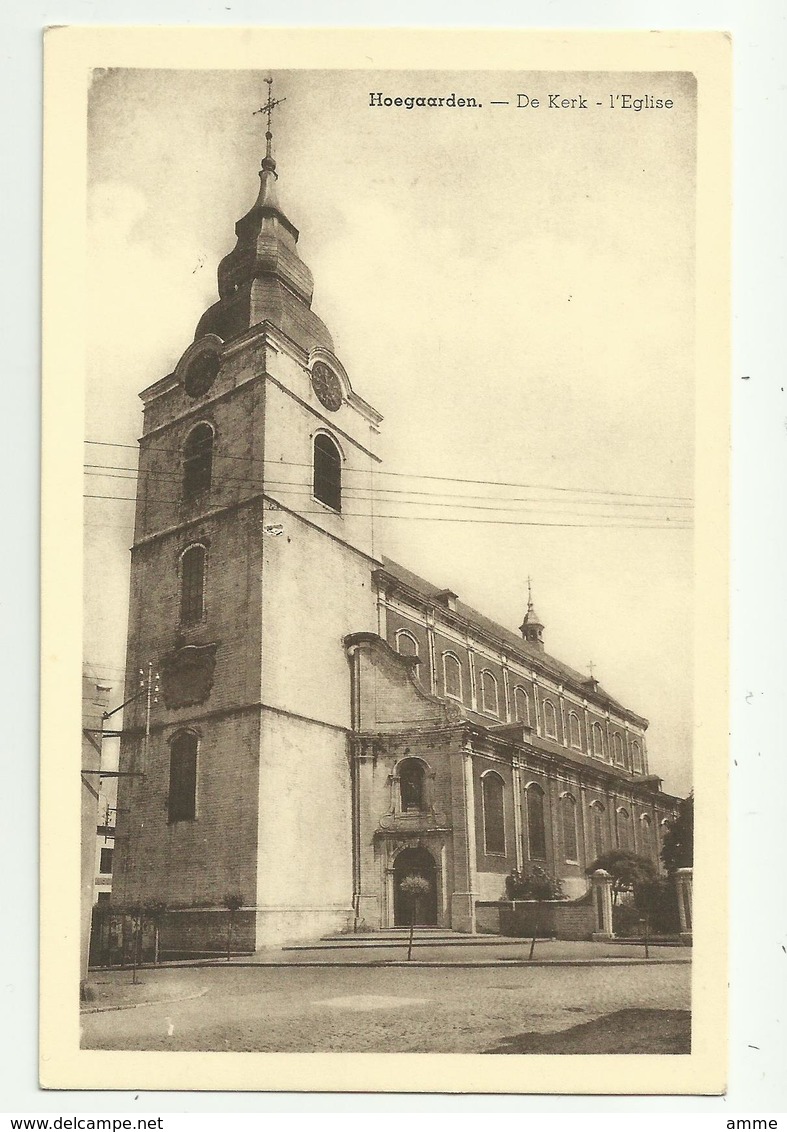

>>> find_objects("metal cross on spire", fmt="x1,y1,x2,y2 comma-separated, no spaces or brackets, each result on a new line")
588,660,597,680
526,575,533,608
253,76,286,165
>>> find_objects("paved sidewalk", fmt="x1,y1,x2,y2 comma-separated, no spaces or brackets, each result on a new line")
90,935,690,974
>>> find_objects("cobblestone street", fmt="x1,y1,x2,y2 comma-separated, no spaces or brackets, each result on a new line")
81,959,691,1054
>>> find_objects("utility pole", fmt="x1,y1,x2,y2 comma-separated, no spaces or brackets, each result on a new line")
139,662,160,776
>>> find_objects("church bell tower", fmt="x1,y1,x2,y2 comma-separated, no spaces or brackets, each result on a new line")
113,81,383,950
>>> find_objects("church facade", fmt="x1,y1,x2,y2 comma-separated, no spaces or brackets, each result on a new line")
111,110,681,951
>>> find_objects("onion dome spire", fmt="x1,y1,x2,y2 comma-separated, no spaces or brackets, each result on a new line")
519,576,545,650
195,76,333,353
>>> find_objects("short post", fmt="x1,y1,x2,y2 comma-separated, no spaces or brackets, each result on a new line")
675,867,693,944
528,915,539,961
591,869,614,940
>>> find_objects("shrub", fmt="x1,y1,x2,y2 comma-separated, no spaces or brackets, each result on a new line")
635,877,681,934
612,902,642,937
505,866,565,901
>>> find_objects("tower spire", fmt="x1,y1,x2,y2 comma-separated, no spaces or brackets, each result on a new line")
253,76,286,175
519,575,545,650
194,78,333,353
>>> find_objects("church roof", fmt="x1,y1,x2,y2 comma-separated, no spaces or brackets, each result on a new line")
378,556,647,727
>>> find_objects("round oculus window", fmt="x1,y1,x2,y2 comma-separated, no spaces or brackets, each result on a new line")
311,361,343,411
183,351,220,398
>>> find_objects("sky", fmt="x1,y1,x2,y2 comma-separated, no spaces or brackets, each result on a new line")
84,67,696,795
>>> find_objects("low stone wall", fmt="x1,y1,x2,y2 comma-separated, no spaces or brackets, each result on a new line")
476,896,597,941
159,909,256,958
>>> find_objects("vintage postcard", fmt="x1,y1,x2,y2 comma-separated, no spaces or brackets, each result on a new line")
41,27,730,1093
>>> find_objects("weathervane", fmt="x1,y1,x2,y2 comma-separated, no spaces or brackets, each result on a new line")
526,575,533,608
253,76,286,169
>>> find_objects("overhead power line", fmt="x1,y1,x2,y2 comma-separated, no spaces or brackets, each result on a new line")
83,493,692,530
84,438,692,504
83,463,694,513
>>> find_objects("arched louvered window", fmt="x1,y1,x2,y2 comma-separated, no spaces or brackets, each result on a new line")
543,699,558,739
561,793,579,862
313,433,342,512
168,731,198,822
399,758,426,811
513,686,530,725
526,783,547,861
183,423,214,498
482,771,506,855
480,670,499,716
443,653,462,700
179,544,206,625
590,801,606,859
568,712,582,748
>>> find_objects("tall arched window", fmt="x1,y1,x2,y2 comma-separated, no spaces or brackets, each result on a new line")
592,721,605,759
513,686,530,726
399,758,426,812
612,732,624,765
543,699,558,739
183,423,214,498
561,793,579,862
568,711,582,748
395,630,418,658
313,433,342,512
179,544,206,625
168,731,198,822
640,813,653,856
443,653,462,700
590,800,606,859
482,771,505,855
617,807,632,850
526,782,547,861
631,740,643,773
480,670,499,716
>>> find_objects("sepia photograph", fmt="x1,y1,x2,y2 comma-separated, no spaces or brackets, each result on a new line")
41,28,730,1094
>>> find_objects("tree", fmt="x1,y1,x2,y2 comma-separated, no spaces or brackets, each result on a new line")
660,793,693,874
223,893,244,962
585,850,657,904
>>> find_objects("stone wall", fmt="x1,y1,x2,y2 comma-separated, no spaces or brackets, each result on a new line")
476,897,597,941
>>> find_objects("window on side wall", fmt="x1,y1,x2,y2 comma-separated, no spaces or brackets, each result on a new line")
480,670,499,716
313,433,342,512
561,793,579,862
183,423,214,499
179,544,206,625
168,731,198,822
543,699,558,739
513,686,530,726
482,771,506,855
443,653,462,700
526,783,547,861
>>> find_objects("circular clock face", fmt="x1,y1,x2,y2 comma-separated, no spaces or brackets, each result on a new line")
184,351,220,398
311,361,343,411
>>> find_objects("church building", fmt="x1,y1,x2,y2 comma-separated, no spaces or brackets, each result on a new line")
111,94,681,952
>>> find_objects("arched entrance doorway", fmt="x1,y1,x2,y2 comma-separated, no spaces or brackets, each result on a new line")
393,847,438,926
